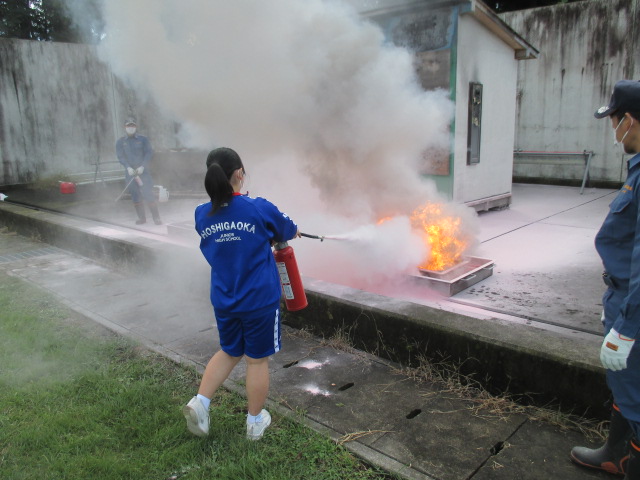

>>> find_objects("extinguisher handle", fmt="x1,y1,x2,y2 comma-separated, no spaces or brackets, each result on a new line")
273,241,288,250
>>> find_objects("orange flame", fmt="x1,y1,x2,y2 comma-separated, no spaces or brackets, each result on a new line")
409,203,469,271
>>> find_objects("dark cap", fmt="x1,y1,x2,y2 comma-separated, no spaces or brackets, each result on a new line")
595,80,640,118
124,117,137,126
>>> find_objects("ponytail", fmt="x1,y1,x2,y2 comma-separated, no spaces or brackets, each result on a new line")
205,164,234,215
204,147,245,215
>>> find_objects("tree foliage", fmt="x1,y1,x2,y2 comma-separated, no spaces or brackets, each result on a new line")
0,0,38,40
0,0,103,43
492,0,582,13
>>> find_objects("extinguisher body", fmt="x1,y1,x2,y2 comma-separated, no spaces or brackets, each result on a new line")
273,242,308,311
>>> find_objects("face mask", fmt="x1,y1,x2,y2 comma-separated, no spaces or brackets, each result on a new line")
613,117,633,146
126,127,136,136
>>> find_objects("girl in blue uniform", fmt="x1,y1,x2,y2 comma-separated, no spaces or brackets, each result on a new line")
183,147,299,440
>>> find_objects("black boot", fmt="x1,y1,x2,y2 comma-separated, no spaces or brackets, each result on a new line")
571,405,632,476
134,202,146,225
149,202,162,225
626,439,640,480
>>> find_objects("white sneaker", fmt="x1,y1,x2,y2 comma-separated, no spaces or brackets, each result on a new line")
182,396,209,437
246,409,271,441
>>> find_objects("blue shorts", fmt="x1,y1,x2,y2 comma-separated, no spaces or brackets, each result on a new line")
215,304,281,359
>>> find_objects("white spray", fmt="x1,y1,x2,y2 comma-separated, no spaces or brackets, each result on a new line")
80,0,475,286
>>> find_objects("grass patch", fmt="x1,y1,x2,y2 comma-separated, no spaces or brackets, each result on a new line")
0,274,396,480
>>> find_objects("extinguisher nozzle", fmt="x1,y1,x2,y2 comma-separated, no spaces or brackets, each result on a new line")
299,232,352,242
300,232,324,241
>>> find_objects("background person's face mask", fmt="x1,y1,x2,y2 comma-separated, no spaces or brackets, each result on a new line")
126,126,136,136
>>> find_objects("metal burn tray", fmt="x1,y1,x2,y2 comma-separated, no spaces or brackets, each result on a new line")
411,256,494,297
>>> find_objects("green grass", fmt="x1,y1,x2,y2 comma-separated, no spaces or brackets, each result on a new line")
0,274,396,480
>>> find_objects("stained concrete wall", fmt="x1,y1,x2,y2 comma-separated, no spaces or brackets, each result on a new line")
0,38,180,187
501,0,640,185
5,1,636,189
453,13,519,203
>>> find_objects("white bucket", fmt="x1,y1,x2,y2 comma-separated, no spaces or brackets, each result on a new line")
154,185,169,202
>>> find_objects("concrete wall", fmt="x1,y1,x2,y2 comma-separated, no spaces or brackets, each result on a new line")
0,38,180,187
453,13,519,203
501,0,640,185
6,1,636,189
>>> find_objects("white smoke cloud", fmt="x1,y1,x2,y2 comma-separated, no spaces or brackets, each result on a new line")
89,0,473,286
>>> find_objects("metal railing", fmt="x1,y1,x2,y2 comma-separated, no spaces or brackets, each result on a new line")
513,149,594,194
65,158,124,186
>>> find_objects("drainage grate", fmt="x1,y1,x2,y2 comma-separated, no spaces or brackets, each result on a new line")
490,441,505,455
0,247,64,264
406,409,422,419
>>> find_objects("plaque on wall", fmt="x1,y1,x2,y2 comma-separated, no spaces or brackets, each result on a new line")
416,49,451,176
420,147,450,176
368,6,454,177
415,49,450,91
387,9,451,52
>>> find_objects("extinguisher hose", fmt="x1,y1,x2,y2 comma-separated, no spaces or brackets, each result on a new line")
114,176,137,202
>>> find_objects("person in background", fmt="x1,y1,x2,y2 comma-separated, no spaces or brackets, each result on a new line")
571,80,640,479
183,147,300,441
115,117,162,225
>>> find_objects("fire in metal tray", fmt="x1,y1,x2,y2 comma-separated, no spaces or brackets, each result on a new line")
409,202,472,272
416,256,495,296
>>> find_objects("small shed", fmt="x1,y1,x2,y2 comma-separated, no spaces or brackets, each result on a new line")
348,0,538,210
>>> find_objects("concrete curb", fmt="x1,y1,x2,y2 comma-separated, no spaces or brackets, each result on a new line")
284,281,609,417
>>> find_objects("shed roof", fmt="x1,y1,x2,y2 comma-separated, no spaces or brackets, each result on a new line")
345,0,539,60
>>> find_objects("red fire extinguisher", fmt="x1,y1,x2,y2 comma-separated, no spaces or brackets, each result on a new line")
273,241,308,311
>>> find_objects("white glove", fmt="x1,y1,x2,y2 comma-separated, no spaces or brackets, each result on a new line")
127,167,135,176
136,166,144,175
600,328,635,371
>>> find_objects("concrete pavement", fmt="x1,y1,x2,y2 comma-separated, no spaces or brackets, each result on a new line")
457,183,616,334
0,183,621,479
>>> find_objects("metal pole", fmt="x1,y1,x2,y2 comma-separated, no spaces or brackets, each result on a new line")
580,151,593,195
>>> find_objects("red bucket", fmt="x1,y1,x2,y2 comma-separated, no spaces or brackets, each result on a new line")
59,182,76,194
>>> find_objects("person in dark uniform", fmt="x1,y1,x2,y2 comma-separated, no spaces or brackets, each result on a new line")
571,80,640,479
115,117,162,225
182,147,300,441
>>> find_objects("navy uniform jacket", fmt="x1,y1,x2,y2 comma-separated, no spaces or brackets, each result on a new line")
195,193,298,316
116,134,153,170
595,152,640,339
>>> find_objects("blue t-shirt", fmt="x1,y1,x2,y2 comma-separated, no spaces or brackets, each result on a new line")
195,194,298,315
